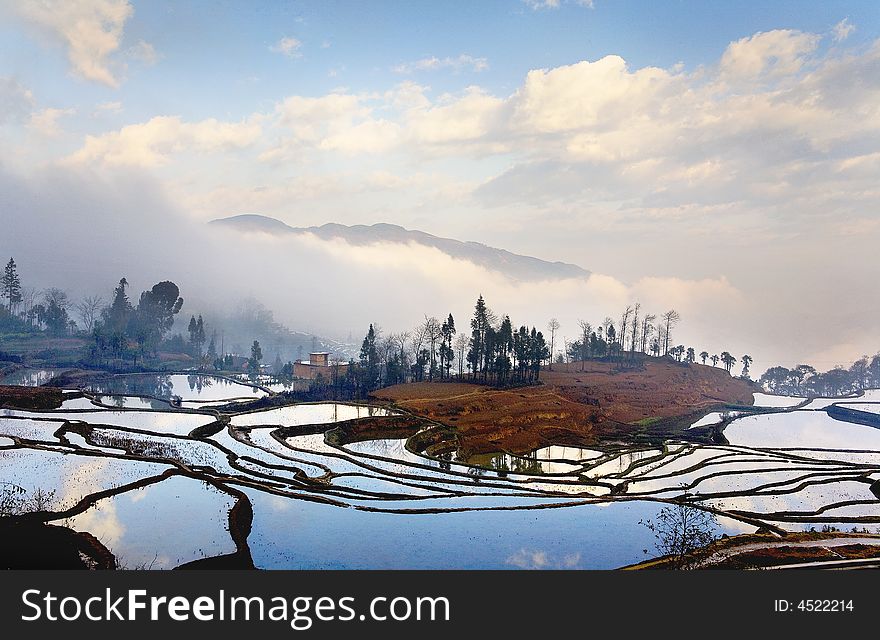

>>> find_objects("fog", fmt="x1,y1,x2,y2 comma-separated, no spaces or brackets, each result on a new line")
3,162,878,376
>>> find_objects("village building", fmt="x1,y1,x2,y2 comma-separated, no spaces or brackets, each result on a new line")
293,352,349,381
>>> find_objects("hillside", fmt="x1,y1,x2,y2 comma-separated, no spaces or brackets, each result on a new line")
372,359,756,456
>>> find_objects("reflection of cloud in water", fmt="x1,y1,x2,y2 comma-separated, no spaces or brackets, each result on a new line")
60,457,127,547
269,496,291,512
69,498,126,549
505,549,582,570
129,484,152,504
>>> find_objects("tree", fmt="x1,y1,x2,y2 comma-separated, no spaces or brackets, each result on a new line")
606,323,616,356
547,317,560,370
640,503,718,569
685,347,696,364
206,330,218,362
248,340,263,375
740,354,753,379
699,351,709,365
720,351,736,373
619,305,632,360
105,277,132,334
710,354,719,367
75,295,103,334
421,316,442,381
660,310,680,356
576,319,591,370
468,295,490,380
133,281,184,353
187,314,206,356
1,258,22,313
453,332,469,378
640,313,656,354
440,314,456,379
359,324,380,390
41,289,71,336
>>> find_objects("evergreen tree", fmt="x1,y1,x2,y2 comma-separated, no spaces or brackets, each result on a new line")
468,295,489,380
248,340,263,375
359,324,379,390
206,330,218,361
1,258,22,313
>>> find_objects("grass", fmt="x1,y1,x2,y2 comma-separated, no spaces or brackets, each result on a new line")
631,416,662,426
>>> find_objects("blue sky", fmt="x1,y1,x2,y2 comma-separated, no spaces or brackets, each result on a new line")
2,1,880,367
3,1,879,125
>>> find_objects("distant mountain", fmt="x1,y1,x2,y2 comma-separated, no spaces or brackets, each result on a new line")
210,214,589,282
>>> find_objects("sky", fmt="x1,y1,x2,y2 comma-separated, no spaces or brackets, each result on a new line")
1,0,880,374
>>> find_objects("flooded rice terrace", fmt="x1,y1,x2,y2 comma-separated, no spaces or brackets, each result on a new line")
2,369,880,569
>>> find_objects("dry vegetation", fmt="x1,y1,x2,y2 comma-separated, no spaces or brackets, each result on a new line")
372,359,755,454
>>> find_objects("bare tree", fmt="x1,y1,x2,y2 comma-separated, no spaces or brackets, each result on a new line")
19,287,38,326
390,331,411,381
640,313,656,354
629,303,641,355
421,315,443,381
453,333,469,377
660,309,681,356
547,318,560,370
76,295,104,334
640,502,718,569
576,319,591,371
619,305,632,359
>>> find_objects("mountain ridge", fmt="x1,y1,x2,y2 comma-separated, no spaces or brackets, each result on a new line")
210,214,590,283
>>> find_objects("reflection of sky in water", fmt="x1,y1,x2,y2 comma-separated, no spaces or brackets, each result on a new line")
243,489,742,570
1,410,214,435
705,479,877,525
689,411,745,428
67,476,236,569
752,392,806,408
726,410,880,449
231,403,391,427
4,385,880,568
88,374,266,402
0,448,169,511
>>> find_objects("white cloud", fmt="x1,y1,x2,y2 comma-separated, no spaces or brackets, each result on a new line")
0,77,35,124
94,100,123,115
524,0,560,9
28,107,75,136
512,56,676,134
523,0,593,10
67,115,263,167
719,29,820,80
12,0,141,87
405,86,505,144
125,39,159,65
393,54,489,74
271,36,302,58
832,18,855,42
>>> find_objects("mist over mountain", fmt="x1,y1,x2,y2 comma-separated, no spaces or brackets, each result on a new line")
210,214,590,283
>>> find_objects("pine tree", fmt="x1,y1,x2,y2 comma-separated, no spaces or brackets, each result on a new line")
1,258,22,313
248,340,263,375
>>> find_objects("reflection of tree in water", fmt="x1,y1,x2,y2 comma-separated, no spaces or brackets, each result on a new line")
482,451,543,474
90,375,173,400
187,374,213,394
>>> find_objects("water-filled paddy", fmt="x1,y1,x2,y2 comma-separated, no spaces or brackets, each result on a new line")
3,373,880,568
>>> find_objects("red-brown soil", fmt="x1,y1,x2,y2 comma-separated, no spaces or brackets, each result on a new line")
0,384,66,410
372,359,755,454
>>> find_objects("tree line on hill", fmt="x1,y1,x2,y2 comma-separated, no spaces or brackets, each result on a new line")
339,295,757,397
6,256,880,400
759,357,880,397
